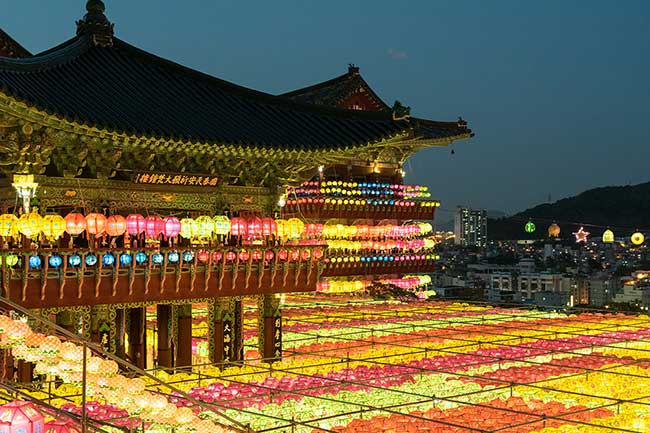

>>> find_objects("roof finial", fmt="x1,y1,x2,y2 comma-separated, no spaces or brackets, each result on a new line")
348,64,360,75
76,0,114,47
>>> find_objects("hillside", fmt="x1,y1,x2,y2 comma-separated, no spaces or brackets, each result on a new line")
488,182,650,240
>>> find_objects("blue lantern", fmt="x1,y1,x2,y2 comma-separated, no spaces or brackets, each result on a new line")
152,253,164,265
168,252,180,264
29,255,41,269
69,254,82,267
135,252,147,265
85,254,98,266
48,255,63,268
102,254,115,266
182,251,194,263
120,253,132,266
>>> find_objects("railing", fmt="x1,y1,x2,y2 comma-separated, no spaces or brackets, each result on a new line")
0,247,324,308
281,199,437,221
322,253,436,277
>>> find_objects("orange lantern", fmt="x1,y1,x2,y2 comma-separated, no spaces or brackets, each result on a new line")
85,213,107,235
106,215,127,237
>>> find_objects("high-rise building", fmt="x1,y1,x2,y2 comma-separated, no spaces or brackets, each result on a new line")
454,207,487,248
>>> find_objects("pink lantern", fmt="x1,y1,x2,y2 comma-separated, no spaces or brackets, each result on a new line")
163,216,181,238
44,419,81,433
145,215,164,238
261,217,277,237
0,401,45,433
126,214,146,235
230,217,247,237
247,217,263,239
226,251,237,261
85,213,107,235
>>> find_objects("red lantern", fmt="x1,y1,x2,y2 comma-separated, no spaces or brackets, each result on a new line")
312,248,324,259
211,251,223,262
278,249,288,261
163,216,181,238
318,280,330,292
64,212,86,236
0,401,45,433
197,250,210,263
85,213,107,235
289,249,300,261
264,250,274,261
239,250,250,261
247,217,263,239
230,217,247,237
126,214,146,235
261,217,277,237
226,251,237,261
145,215,164,238
301,249,311,260
105,215,127,237
44,419,81,433
252,250,262,261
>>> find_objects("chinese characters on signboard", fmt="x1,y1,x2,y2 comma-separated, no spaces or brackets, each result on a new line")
273,316,282,359
133,172,219,187
222,319,233,363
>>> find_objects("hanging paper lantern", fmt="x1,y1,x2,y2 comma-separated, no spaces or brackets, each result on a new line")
119,253,132,266
525,220,536,233
277,249,288,261
69,254,82,267
182,251,194,263
44,419,81,433
144,215,164,238
48,255,63,268
126,214,146,235
152,253,164,265
213,216,231,235
252,250,262,261
180,218,198,239
631,232,645,246
0,214,17,237
64,212,86,236
275,219,289,239
548,223,561,238
41,215,66,240
261,217,277,237
211,251,223,262
246,217,263,239
17,212,43,239
230,217,247,238
195,216,214,239
102,254,115,266
135,252,147,264
264,250,274,261
28,255,41,269
287,218,304,239
573,227,590,243
225,251,237,261
85,213,107,235
239,250,250,261
197,250,209,263
602,229,615,243
106,215,127,237
162,216,181,238
289,249,300,261
0,401,45,433
85,254,97,266
168,252,180,263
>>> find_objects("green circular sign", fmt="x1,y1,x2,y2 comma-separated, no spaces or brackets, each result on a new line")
525,221,536,233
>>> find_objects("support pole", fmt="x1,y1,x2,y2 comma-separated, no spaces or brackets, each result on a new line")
157,304,173,370
127,307,147,369
176,304,193,368
258,294,282,361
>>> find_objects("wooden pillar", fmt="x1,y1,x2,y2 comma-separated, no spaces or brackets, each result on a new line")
127,307,146,369
157,305,173,370
209,298,242,366
258,294,282,361
175,304,192,368
17,360,33,383
0,349,14,382
114,308,126,357
233,300,243,362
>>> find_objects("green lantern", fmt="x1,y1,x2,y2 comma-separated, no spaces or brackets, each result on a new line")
525,220,536,233
2,254,18,267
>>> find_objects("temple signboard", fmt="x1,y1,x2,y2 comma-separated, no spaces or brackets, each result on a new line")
132,172,219,187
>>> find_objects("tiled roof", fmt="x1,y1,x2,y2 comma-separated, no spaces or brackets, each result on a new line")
0,28,31,59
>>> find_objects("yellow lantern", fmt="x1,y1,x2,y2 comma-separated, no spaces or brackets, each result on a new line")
287,218,304,239
42,214,66,240
631,232,645,246
17,212,43,239
602,229,615,243
275,219,289,239
424,238,436,249
213,215,231,235
180,218,198,239
195,216,214,239
0,214,17,237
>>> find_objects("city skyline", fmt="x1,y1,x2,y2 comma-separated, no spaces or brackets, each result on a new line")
4,0,649,213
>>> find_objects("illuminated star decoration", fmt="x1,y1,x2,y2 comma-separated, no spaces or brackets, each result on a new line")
573,227,590,243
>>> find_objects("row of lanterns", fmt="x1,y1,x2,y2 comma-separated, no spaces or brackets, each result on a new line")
317,222,432,239
317,274,432,293
326,238,435,252
527,221,646,245
1,247,325,270
290,181,431,199
285,198,439,208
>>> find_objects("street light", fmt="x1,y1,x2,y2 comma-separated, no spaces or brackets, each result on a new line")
12,174,38,214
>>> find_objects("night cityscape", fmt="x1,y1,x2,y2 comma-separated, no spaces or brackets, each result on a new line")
0,1,649,433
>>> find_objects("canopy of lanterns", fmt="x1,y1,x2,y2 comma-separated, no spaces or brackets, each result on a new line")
317,275,432,294
288,181,432,199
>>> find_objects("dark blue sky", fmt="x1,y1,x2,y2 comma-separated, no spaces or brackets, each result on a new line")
4,1,650,217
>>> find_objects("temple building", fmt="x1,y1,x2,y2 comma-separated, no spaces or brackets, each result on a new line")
0,1,472,374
